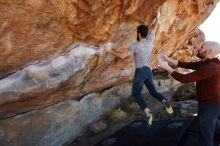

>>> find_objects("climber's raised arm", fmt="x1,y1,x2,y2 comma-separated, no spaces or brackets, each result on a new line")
104,47,131,59
149,19,159,35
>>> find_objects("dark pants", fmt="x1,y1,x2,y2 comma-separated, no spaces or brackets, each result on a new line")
131,66,166,110
197,102,220,146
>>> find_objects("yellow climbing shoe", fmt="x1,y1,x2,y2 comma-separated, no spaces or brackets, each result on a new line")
162,100,174,114
144,108,153,126
147,113,153,126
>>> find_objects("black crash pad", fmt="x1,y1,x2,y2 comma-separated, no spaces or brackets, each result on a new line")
94,119,220,146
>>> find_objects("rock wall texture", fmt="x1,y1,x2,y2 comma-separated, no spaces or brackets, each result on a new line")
0,0,219,145
0,0,218,118
0,79,180,146
170,29,206,61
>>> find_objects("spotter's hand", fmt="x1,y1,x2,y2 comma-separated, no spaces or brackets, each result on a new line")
158,61,170,70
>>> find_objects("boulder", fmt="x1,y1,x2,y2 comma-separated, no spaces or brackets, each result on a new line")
173,84,196,101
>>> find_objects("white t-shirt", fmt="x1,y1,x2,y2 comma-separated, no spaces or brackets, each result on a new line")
128,32,155,69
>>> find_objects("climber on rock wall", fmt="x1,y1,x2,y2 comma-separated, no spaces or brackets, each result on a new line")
104,18,173,126
159,41,220,146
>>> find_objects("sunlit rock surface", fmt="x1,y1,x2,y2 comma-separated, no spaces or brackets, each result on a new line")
0,0,218,118
170,29,206,61
0,0,219,145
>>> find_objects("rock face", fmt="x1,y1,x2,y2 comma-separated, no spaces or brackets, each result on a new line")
170,29,206,61
0,79,180,146
173,84,196,101
0,86,126,146
0,0,219,146
0,0,218,118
